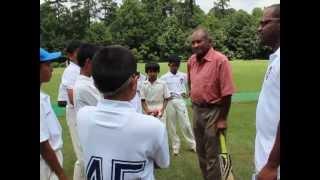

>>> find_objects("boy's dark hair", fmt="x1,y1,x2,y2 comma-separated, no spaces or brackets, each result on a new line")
77,43,100,68
65,40,82,54
168,54,181,66
145,62,160,73
92,45,137,94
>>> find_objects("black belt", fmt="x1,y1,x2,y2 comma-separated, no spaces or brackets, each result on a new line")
192,102,219,108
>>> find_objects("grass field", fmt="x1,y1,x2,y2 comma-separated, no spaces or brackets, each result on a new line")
41,60,268,180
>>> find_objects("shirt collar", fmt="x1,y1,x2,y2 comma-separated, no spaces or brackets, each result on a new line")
169,71,180,76
269,47,280,63
202,47,216,62
97,98,135,112
78,74,92,82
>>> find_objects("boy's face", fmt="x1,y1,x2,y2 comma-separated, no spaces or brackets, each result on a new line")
147,70,158,81
40,62,53,83
169,62,179,74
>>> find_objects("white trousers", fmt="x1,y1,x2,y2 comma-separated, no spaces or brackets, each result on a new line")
66,105,85,180
40,150,63,180
166,98,196,151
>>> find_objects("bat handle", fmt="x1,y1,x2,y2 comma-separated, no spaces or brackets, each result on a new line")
219,132,228,154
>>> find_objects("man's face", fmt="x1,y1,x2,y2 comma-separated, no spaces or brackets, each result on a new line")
191,31,211,59
169,62,179,74
258,8,280,47
147,70,158,81
40,62,53,83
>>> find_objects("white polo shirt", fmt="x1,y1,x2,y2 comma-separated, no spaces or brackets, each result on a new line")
140,79,171,110
160,71,188,98
255,48,280,172
77,99,170,180
58,62,80,104
40,91,63,151
73,74,102,113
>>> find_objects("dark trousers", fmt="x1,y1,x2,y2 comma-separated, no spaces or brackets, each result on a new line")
192,103,222,180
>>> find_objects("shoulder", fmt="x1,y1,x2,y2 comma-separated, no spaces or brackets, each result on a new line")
178,72,187,77
160,72,169,79
157,79,167,85
77,106,96,118
137,114,166,133
213,50,229,63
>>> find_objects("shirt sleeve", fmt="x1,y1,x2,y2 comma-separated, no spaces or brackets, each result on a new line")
140,83,146,100
163,83,171,99
40,103,49,143
153,124,170,168
219,58,236,97
61,68,78,89
75,87,100,112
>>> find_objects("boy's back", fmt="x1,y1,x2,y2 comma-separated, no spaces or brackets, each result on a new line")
77,99,170,180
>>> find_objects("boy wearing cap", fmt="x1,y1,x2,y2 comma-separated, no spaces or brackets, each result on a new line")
72,43,102,180
40,48,68,180
160,55,196,155
140,62,171,122
77,46,170,180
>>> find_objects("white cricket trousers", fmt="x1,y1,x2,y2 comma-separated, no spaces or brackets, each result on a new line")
66,105,85,180
166,98,196,151
40,150,63,180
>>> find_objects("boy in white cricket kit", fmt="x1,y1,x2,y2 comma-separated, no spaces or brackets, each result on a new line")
160,55,196,155
140,63,171,122
77,46,170,180
72,43,102,180
57,40,83,180
40,48,68,180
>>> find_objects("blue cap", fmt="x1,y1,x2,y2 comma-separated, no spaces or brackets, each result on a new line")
40,48,62,62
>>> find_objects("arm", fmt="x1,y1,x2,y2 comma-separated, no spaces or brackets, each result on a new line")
257,123,280,180
40,141,68,180
141,99,152,115
187,62,191,96
159,98,169,117
67,88,74,105
153,126,170,168
216,95,232,131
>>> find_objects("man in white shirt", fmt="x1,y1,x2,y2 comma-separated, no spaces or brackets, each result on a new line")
129,72,146,113
140,62,171,123
72,43,102,180
160,55,196,155
57,40,81,107
254,4,280,180
57,40,82,180
77,46,170,180
40,48,67,180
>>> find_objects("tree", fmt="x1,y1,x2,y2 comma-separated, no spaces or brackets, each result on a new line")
213,0,230,18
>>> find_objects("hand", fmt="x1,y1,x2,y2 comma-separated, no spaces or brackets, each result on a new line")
159,108,165,118
216,119,227,131
58,172,68,180
257,164,278,180
181,93,188,98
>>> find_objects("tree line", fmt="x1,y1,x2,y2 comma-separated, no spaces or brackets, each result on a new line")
40,0,271,62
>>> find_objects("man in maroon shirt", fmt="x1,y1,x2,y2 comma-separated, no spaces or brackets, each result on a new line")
187,27,236,180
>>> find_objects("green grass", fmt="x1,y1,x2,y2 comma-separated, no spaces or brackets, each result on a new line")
41,60,268,180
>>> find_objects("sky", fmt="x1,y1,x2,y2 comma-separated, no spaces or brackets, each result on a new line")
40,0,280,14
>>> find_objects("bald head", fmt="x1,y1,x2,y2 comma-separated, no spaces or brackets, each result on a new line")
266,4,280,19
192,27,211,41
191,27,212,60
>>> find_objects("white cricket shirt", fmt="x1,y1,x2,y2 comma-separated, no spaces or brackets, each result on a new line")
140,79,170,110
58,62,80,104
40,91,63,151
73,74,102,113
160,71,188,98
255,48,280,172
77,99,170,180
